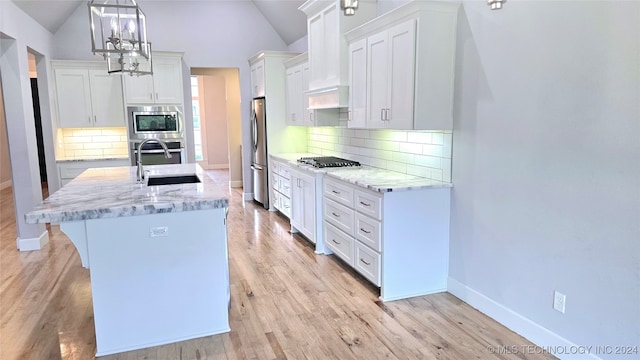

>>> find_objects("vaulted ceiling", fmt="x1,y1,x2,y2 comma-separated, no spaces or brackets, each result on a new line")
10,0,307,45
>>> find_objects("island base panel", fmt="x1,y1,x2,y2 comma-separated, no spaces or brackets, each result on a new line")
85,209,230,356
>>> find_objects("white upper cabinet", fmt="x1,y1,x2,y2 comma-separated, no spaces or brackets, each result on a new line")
345,1,460,130
299,0,376,109
89,70,128,127
250,59,266,98
124,52,184,105
366,20,416,129
348,38,367,128
53,63,125,128
307,3,339,90
284,54,306,125
285,53,340,126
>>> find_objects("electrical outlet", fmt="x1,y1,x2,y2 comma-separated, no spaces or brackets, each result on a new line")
553,291,566,314
150,226,169,237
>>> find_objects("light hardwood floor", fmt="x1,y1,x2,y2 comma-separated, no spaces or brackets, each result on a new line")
0,171,557,360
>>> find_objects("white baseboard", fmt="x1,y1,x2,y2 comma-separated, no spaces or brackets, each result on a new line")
0,180,11,191
447,277,602,360
242,192,253,202
17,230,49,251
229,180,242,188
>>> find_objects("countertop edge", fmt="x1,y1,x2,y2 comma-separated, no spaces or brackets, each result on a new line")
25,199,230,224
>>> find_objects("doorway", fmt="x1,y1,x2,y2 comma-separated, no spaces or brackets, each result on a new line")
28,52,48,198
190,68,243,189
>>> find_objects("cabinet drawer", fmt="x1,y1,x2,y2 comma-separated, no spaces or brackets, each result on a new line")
324,198,355,236
280,195,291,218
279,164,292,180
272,173,280,190
354,241,381,286
280,177,292,197
324,178,354,207
355,190,382,220
271,160,280,175
355,213,381,252
324,222,354,266
273,191,281,210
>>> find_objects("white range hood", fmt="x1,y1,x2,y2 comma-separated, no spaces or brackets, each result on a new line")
306,85,349,109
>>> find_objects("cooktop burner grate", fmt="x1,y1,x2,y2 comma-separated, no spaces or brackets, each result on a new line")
297,156,361,168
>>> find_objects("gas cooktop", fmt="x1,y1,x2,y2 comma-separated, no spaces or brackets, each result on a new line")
297,156,361,168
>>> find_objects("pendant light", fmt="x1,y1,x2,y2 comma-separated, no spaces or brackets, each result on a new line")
487,0,506,10
341,0,359,16
88,0,152,76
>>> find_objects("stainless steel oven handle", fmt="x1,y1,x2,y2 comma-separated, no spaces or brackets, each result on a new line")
135,149,183,154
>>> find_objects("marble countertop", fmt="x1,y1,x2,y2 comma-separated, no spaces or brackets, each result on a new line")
56,157,129,162
25,164,229,224
270,153,452,192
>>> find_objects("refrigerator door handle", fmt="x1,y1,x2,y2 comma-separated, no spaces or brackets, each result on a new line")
251,165,263,171
251,112,259,151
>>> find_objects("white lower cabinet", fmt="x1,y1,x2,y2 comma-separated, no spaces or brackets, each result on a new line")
271,159,292,218
323,176,451,301
290,168,316,242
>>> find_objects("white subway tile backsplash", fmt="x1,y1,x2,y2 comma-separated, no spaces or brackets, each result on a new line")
407,164,430,178
58,127,128,160
398,142,422,154
307,128,453,183
387,161,407,173
431,133,444,145
422,144,444,157
415,154,442,169
407,132,432,144
392,152,415,164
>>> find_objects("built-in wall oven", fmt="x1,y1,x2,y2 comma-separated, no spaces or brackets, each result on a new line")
127,106,186,165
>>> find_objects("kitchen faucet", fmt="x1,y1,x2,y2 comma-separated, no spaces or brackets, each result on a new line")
136,138,172,182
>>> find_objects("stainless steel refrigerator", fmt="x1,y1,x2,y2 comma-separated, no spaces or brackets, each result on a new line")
251,97,269,209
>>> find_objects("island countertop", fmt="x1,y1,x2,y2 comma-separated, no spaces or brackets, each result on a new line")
25,164,229,224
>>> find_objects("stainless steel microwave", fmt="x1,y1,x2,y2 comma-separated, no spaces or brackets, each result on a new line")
127,105,184,141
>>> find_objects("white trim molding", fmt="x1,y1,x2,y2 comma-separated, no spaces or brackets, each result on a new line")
447,277,602,360
17,230,49,252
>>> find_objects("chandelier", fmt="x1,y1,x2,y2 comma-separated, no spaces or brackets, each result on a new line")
88,0,152,76
487,0,506,10
341,0,358,16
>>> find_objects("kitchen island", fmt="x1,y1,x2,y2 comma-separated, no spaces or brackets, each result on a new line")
25,164,230,356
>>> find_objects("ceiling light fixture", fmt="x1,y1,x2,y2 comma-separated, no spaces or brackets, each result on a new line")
341,0,359,16
88,0,152,76
487,0,506,10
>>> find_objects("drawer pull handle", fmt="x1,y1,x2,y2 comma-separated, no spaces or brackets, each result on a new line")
331,239,341,245
331,190,340,194
360,258,371,266
360,228,371,234
332,212,341,218
359,201,371,207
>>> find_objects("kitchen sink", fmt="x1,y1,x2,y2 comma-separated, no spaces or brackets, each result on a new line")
147,174,201,186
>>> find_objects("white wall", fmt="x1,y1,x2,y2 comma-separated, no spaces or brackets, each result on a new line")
52,0,289,192
287,35,308,53
447,1,639,359
0,0,55,249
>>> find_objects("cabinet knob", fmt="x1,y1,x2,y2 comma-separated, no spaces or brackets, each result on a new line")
360,228,371,234
331,212,341,218
360,258,371,266
331,239,341,245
